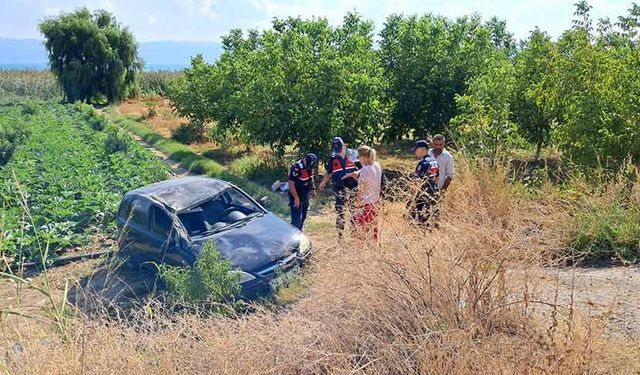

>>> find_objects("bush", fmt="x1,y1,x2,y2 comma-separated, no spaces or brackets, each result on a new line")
0,120,30,166
229,155,286,185
569,183,640,263
104,127,131,154
171,121,205,144
20,100,40,116
159,242,241,307
144,97,158,118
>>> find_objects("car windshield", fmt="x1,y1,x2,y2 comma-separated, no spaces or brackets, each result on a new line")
177,187,264,237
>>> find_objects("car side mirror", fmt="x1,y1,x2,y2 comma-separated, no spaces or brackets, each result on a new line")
259,196,271,207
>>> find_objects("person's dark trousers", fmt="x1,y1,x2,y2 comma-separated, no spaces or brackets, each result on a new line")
410,190,439,227
290,199,309,230
334,188,356,238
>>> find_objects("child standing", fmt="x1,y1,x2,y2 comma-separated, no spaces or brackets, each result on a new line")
343,146,383,241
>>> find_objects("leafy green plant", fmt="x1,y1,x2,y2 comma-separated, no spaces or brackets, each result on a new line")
0,103,170,261
144,97,158,118
104,127,131,153
20,100,40,116
450,52,524,157
159,242,241,307
0,109,30,165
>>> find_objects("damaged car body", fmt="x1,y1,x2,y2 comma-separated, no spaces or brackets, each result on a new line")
116,177,313,299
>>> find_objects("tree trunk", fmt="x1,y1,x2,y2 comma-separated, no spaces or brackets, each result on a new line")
535,139,543,160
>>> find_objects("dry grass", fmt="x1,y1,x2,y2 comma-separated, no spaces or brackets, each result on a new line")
115,97,184,138
1,160,639,374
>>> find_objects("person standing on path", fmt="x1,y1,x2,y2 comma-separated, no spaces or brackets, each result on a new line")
409,140,440,226
319,137,360,239
343,145,383,242
288,153,318,230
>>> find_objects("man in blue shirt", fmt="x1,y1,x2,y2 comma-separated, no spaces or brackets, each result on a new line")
288,153,317,230
409,140,440,226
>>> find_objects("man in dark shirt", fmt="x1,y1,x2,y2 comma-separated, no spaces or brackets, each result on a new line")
319,137,360,239
409,140,440,226
288,153,317,230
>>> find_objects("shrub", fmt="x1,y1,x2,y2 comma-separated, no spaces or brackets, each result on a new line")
0,120,30,166
229,155,286,185
138,71,181,97
171,121,204,144
569,182,640,263
144,97,158,118
104,127,131,154
159,242,241,307
20,100,40,116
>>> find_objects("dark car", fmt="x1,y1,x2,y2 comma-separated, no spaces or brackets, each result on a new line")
116,176,313,298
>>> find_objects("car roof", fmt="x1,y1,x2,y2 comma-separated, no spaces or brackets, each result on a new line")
126,176,232,212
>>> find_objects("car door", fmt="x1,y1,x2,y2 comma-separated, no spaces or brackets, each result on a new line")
118,196,153,262
148,204,185,265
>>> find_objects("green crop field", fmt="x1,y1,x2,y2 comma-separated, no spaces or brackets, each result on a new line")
0,102,170,262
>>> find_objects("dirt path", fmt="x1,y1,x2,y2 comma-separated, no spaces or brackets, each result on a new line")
127,131,192,177
541,266,640,341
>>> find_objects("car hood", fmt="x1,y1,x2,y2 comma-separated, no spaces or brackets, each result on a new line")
189,213,303,273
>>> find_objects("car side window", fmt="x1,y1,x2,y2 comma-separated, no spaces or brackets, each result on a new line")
150,205,172,237
126,198,148,228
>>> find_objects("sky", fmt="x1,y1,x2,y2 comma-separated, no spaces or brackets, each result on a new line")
0,0,634,43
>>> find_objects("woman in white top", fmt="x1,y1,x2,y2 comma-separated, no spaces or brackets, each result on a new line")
343,145,383,241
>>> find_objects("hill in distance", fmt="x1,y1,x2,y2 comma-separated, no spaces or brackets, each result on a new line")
0,38,222,71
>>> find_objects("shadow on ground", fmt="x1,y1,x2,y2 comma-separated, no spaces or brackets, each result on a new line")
67,258,162,318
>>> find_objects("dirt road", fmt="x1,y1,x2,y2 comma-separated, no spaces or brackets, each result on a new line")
542,266,640,342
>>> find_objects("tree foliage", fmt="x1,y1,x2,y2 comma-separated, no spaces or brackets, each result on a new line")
39,8,140,103
169,13,388,157
547,3,640,167
168,2,640,169
450,51,522,157
378,14,514,140
511,29,557,159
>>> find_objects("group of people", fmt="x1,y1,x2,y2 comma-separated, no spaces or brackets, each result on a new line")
286,135,454,241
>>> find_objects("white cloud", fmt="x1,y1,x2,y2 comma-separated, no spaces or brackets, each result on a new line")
44,7,62,17
146,14,158,25
199,0,218,18
179,0,219,19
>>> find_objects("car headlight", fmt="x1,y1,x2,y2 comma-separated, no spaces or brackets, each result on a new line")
229,270,256,284
298,234,312,255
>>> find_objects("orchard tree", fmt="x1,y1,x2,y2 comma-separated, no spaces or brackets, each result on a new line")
168,54,217,140
379,14,509,140
511,28,557,159
550,2,640,167
39,8,140,103
450,52,522,157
